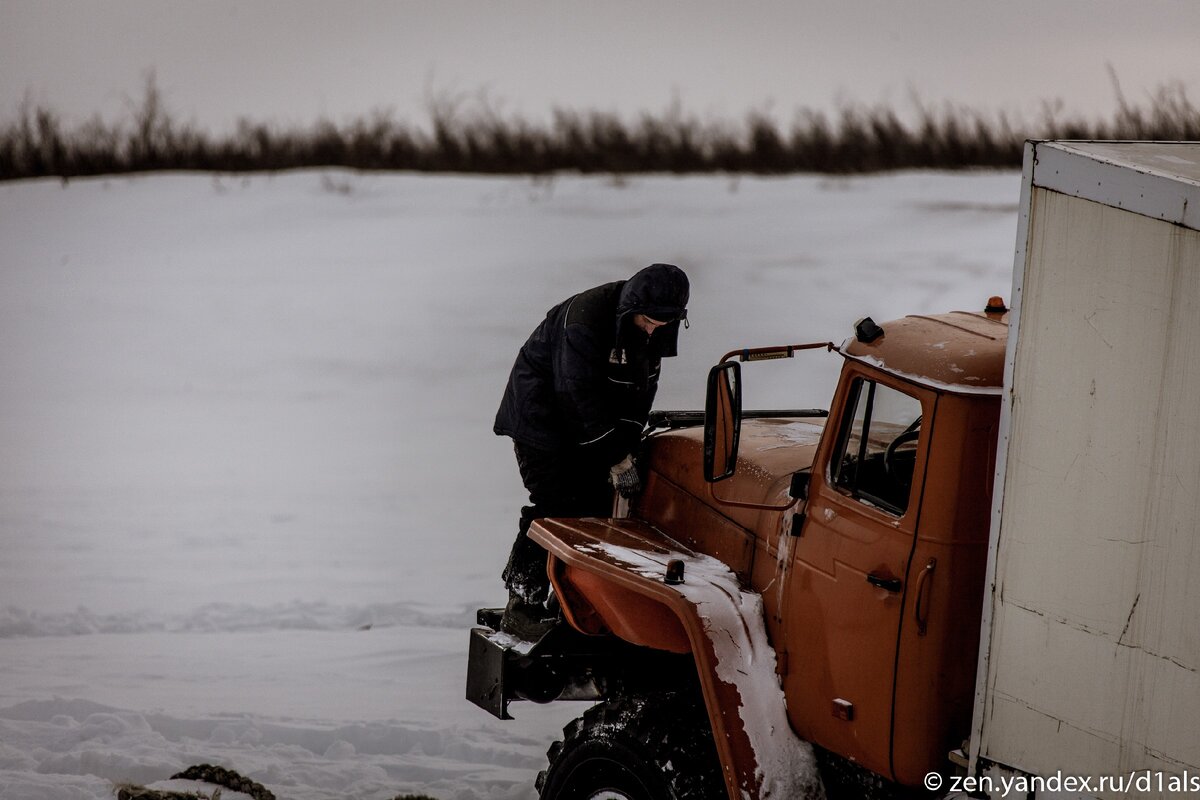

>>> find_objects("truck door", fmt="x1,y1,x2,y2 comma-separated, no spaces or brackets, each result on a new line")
781,371,930,780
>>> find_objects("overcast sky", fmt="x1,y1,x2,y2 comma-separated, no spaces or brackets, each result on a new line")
3,0,1199,134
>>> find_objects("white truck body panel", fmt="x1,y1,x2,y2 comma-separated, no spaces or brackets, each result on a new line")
971,141,1200,796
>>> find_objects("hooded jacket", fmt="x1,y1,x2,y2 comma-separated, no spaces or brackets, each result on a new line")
494,263,689,462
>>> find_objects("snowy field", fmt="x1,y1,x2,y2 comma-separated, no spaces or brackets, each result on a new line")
0,169,1019,799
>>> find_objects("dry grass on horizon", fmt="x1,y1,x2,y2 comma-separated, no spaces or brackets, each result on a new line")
3,75,1198,180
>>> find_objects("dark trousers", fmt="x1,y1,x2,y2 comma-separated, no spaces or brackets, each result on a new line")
502,441,613,605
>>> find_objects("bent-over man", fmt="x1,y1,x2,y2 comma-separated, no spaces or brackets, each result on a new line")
494,263,690,637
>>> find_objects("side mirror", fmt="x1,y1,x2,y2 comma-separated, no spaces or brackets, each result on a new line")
703,362,742,482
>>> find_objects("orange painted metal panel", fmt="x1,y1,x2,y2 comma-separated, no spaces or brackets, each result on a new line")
531,516,767,800
891,393,997,783
781,364,932,780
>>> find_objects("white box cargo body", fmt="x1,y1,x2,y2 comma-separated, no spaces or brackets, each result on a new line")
971,141,1200,795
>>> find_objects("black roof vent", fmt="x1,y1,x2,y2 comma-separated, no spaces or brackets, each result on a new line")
854,317,884,343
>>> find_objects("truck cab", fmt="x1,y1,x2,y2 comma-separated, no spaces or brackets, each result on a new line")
630,307,1007,788
469,303,1010,799
781,309,1005,785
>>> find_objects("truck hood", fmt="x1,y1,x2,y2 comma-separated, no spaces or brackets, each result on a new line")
641,416,826,534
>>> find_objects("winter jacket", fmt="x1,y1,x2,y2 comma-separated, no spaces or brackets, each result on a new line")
494,263,689,464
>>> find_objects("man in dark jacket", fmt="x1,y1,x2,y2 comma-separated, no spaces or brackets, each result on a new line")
495,263,690,637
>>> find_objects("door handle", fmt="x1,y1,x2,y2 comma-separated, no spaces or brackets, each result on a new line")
866,573,902,593
914,558,937,635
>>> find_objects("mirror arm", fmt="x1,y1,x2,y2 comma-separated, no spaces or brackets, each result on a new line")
720,341,836,364
702,342,838,504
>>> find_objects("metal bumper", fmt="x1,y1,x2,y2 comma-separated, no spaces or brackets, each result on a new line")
465,608,611,720
466,606,689,720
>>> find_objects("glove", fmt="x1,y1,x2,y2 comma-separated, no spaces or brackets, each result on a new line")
609,454,642,498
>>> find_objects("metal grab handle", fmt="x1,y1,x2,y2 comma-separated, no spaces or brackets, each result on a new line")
914,558,938,635
866,573,902,593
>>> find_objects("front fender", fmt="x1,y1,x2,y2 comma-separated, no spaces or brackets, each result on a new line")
530,517,823,800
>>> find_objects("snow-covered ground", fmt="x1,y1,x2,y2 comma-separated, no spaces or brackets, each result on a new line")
0,169,1019,799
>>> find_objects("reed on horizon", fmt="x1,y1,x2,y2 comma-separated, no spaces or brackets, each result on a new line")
3,75,1197,180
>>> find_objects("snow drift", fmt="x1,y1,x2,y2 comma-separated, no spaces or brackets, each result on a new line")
0,169,1018,798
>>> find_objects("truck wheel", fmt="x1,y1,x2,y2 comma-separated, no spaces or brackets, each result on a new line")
536,692,724,800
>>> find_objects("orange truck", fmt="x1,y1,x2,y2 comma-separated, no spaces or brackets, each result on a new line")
467,141,1200,800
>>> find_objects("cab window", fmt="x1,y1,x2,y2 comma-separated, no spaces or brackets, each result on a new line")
832,379,922,515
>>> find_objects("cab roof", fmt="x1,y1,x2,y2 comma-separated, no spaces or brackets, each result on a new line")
840,310,1008,395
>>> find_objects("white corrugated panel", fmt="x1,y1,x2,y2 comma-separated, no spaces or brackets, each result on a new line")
976,142,1200,795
